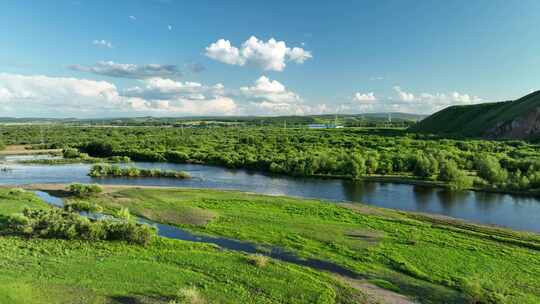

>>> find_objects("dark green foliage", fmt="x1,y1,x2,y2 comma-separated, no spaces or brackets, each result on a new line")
68,183,103,197
474,155,508,185
2,125,540,192
89,164,191,179
413,154,439,178
62,148,83,159
7,207,156,245
438,160,472,190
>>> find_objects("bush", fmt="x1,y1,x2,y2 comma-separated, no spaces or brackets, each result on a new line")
6,207,157,245
413,154,439,178
475,155,508,185
438,159,472,190
62,148,81,159
68,183,103,197
64,200,103,213
89,164,191,179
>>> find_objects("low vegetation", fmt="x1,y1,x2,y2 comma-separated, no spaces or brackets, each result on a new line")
7,206,157,246
89,163,191,179
68,183,103,197
168,286,206,304
0,188,364,304
17,148,131,165
3,125,540,193
81,187,540,303
247,254,270,268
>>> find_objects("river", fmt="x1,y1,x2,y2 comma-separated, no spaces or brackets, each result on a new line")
1,155,540,233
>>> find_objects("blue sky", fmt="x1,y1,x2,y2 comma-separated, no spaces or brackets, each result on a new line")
0,0,539,117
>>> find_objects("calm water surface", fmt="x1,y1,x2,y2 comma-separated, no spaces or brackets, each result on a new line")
3,155,540,233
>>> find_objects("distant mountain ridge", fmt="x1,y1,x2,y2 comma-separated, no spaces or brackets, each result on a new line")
0,113,425,126
409,91,540,139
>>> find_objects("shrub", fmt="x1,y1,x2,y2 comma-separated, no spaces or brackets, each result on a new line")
108,156,131,163
413,154,439,178
438,159,473,190
6,207,157,245
62,148,81,159
88,164,191,179
8,188,26,195
68,183,103,197
116,207,132,221
64,200,103,213
474,155,508,185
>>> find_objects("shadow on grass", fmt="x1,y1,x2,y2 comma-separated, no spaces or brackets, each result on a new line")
108,295,168,304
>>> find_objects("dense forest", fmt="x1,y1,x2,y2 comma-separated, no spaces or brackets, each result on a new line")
1,125,540,192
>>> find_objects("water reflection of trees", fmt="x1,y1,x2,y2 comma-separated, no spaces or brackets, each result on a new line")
412,186,435,210
342,180,377,203
435,189,470,213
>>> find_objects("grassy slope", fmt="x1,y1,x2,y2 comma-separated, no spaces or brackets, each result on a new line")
410,90,540,137
0,189,363,304
82,187,540,304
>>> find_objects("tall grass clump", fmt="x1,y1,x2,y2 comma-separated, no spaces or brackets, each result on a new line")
89,164,191,179
68,183,103,197
459,279,507,304
168,286,206,304
247,254,270,268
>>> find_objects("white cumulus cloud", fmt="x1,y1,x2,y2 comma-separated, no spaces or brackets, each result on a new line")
353,92,377,102
0,73,238,117
352,86,484,113
92,39,113,48
239,76,319,115
205,36,312,71
393,86,415,102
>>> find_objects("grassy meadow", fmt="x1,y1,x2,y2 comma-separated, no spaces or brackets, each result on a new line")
0,188,364,304
2,187,540,303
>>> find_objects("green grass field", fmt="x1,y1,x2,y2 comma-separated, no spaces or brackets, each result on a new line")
2,186,540,303
0,188,364,304
66,186,540,303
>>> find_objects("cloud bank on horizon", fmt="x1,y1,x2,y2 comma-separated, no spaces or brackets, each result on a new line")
1,0,535,118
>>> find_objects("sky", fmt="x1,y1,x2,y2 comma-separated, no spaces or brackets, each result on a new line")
0,0,539,118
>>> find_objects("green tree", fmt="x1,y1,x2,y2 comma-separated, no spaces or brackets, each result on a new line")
475,155,508,185
348,154,366,179
438,159,472,190
413,154,439,178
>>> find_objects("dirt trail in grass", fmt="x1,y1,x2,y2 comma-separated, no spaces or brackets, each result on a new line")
335,276,417,304
0,145,61,155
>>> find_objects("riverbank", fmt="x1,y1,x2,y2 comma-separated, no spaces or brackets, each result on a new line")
16,183,540,236
17,184,540,303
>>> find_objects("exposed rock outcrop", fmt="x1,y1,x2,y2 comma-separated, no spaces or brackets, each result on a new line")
485,107,540,139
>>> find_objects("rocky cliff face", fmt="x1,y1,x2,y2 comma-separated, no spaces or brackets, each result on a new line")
485,107,540,139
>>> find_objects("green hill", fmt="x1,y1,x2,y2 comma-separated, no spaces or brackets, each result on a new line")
409,90,540,139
